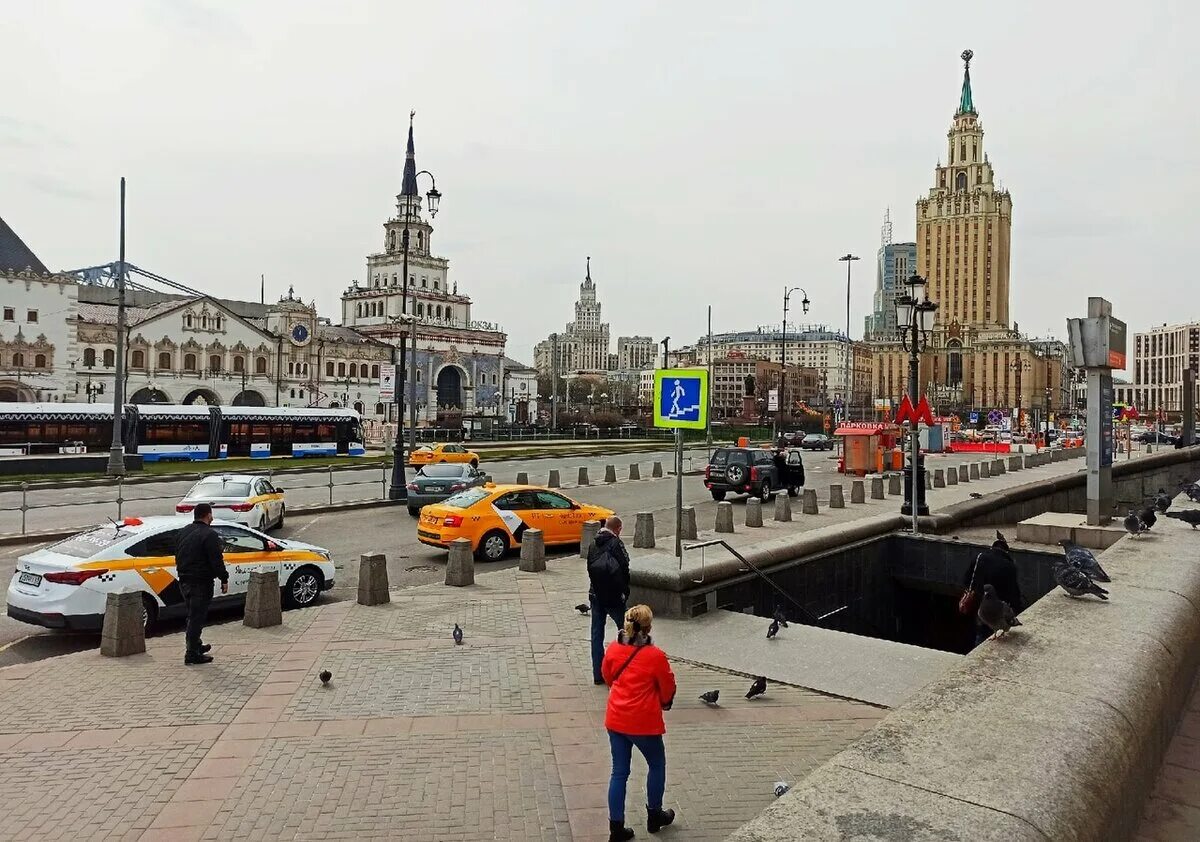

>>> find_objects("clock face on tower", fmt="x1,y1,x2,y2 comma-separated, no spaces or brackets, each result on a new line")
291,324,310,345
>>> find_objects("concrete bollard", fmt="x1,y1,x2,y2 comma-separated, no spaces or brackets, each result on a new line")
993,458,1006,475
548,469,561,488
604,464,617,483
680,506,698,539
715,501,735,533
958,464,970,483
515,471,529,485
578,466,590,485
652,461,664,478
933,468,946,488
357,553,390,606
774,493,793,521
925,470,933,489
745,498,764,527
970,462,981,480
946,468,958,486
870,477,885,500
580,520,601,558
979,461,991,478
629,463,641,481
244,570,282,628
888,473,902,496
829,484,845,508
851,480,866,503
1009,456,1022,472
633,512,656,548
519,529,547,572
100,591,146,657
445,538,475,586
801,489,819,515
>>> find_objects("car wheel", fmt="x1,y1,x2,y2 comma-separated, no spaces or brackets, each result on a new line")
275,505,285,530
710,489,726,501
408,505,420,517
726,464,747,485
477,529,509,561
284,566,324,609
141,595,159,635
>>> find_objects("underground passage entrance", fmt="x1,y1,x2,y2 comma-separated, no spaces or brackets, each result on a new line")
700,534,1061,655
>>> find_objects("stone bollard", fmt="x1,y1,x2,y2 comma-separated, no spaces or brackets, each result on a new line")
970,462,981,480
995,458,1007,475
870,477,885,500
1023,455,1035,470
580,520,601,558
745,498,764,527
358,553,390,606
979,461,991,478
244,570,282,629
519,529,547,572
578,466,590,486
924,470,933,489
933,468,946,488
652,461,664,478
629,463,641,481
445,538,475,586
715,501,735,533
829,484,845,508
801,489,819,515
604,464,617,483
958,464,970,483
888,473,902,496
1009,456,1022,472
680,506,698,539
851,480,866,503
774,493,793,521
100,591,146,657
548,469,561,488
633,512,656,548
946,468,958,486
515,471,529,485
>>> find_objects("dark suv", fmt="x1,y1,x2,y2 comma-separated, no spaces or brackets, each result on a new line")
704,447,804,502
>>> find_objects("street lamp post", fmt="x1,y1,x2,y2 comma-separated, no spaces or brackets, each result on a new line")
895,273,938,531
838,254,860,421
780,286,810,442
106,178,128,477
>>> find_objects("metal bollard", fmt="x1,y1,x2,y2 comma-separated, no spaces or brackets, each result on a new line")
20,481,28,534
381,462,388,499
328,465,335,505
116,477,124,521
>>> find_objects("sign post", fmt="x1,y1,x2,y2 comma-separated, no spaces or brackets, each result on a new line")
1067,297,1125,525
653,368,709,559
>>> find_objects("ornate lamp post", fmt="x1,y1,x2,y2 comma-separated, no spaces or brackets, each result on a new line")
895,273,938,529
780,286,810,440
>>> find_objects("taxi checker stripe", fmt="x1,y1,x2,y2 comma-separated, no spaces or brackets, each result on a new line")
78,550,326,572
137,568,186,606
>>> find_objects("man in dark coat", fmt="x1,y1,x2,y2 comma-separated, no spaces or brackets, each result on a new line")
587,516,630,685
173,503,229,665
963,531,1024,646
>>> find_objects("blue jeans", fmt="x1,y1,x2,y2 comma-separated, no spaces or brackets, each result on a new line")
591,595,626,682
608,730,666,820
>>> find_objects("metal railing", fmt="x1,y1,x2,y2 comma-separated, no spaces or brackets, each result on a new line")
682,539,822,625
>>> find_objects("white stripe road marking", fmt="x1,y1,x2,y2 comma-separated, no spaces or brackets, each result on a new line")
295,515,324,535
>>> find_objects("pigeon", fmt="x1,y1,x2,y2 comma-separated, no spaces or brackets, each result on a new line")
994,530,1009,549
1058,539,1111,582
699,689,720,706
969,492,983,499
1139,506,1158,530
319,670,332,685
766,619,780,639
1165,510,1200,529
977,584,1022,638
1153,489,1172,513
773,781,791,798
746,676,768,699
772,607,789,628
1124,511,1146,537
1053,559,1109,599
453,624,464,645
1182,482,1200,503
574,603,590,615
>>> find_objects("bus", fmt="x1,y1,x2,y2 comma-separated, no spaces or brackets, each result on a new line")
0,403,365,461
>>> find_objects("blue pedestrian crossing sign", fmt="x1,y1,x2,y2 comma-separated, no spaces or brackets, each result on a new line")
653,368,708,430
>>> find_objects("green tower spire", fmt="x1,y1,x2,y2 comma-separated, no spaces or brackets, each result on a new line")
957,49,976,115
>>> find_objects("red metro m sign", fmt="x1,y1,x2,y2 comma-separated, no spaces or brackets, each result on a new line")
895,395,935,426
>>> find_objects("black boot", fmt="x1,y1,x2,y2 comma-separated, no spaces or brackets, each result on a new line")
609,819,635,841
647,807,675,833
184,651,213,665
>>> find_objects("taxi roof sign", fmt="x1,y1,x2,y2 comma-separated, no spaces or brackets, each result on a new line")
653,368,708,430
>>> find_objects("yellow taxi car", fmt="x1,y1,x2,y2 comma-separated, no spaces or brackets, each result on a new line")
408,443,481,468
417,484,614,561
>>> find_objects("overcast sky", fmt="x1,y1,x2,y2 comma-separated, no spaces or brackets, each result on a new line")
4,1,1196,370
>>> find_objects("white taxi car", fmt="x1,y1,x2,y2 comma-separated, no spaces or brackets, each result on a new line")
176,474,285,531
6,516,334,631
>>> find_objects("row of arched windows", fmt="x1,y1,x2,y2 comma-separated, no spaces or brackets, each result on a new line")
326,361,380,379
183,313,224,331
6,352,49,369
84,347,270,375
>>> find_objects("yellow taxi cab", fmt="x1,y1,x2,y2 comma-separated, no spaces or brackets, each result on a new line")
409,443,481,468
417,484,614,561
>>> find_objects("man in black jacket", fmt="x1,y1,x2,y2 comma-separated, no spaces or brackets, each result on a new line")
587,515,630,685
963,530,1024,647
173,503,229,665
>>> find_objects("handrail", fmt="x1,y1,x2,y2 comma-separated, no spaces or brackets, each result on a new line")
682,539,822,626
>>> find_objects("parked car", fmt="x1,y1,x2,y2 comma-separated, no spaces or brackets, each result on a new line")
406,463,488,517
408,443,481,468
703,447,804,502
798,433,835,451
176,474,285,531
1138,431,1178,445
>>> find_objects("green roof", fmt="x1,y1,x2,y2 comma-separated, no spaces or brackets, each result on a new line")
957,50,976,115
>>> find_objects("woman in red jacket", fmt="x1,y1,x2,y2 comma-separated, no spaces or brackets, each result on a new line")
601,604,677,840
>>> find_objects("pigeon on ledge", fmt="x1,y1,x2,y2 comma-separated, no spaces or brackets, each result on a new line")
1139,506,1158,530
772,607,789,628
1058,539,1111,582
1052,560,1109,600
977,584,1022,638
1153,489,1172,513
1165,510,1200,529
1124,511,1146,537
766,619,780,639
1182,482,1200,503
746,676,768,699
699,690,720,706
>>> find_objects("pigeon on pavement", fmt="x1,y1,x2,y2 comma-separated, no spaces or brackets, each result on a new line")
1182,482,1200,503
574,603,590,615
1052,559,1109,600
1139,506,1158,530
766,619,780,639
772,607,789,628
453,624,464,645
1154,490,1172,513
773,782,791,798
319,670,332,685
977,584,1022,638
1165,510,1200,529
699,690,720,706
969,492,983,499
1124,511,1147,537
1058,539,1111,582
746,676,768,699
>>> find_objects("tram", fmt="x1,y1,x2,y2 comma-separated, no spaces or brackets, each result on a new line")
0,403,365,461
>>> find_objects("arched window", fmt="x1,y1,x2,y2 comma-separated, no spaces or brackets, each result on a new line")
209,355,222,372
290,389,296,399
103,349,115,367
83,348,96,367
955,171,967,192
326,361,334,376
185,314,193,328
375,402,385,415
391,274,397,287
353,401,364,414
255,356,267,374
201,315,208,329
417,303,424,317
338,362,346,377
356,303,363,318
159,351,172,369
360,363,369,378
35,353,47,368
184,353,197,372
131,349,145,368
288,362,295,375
947,340,963,385
215,316,223,330
371,364,380,378
436,305,443,319
433,279,440,291
387,231,395,252
12,352,24,367
233,355,245,373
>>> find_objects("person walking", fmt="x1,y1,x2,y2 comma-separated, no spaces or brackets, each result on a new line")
602,604,677,840
588,515,631,686
173,502,229,665
961,531,1024,647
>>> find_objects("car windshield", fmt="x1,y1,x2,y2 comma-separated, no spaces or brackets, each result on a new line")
442,487,491,508
190,478,252,498
803,434,823,441
47,525,129,559
419,464,466,478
